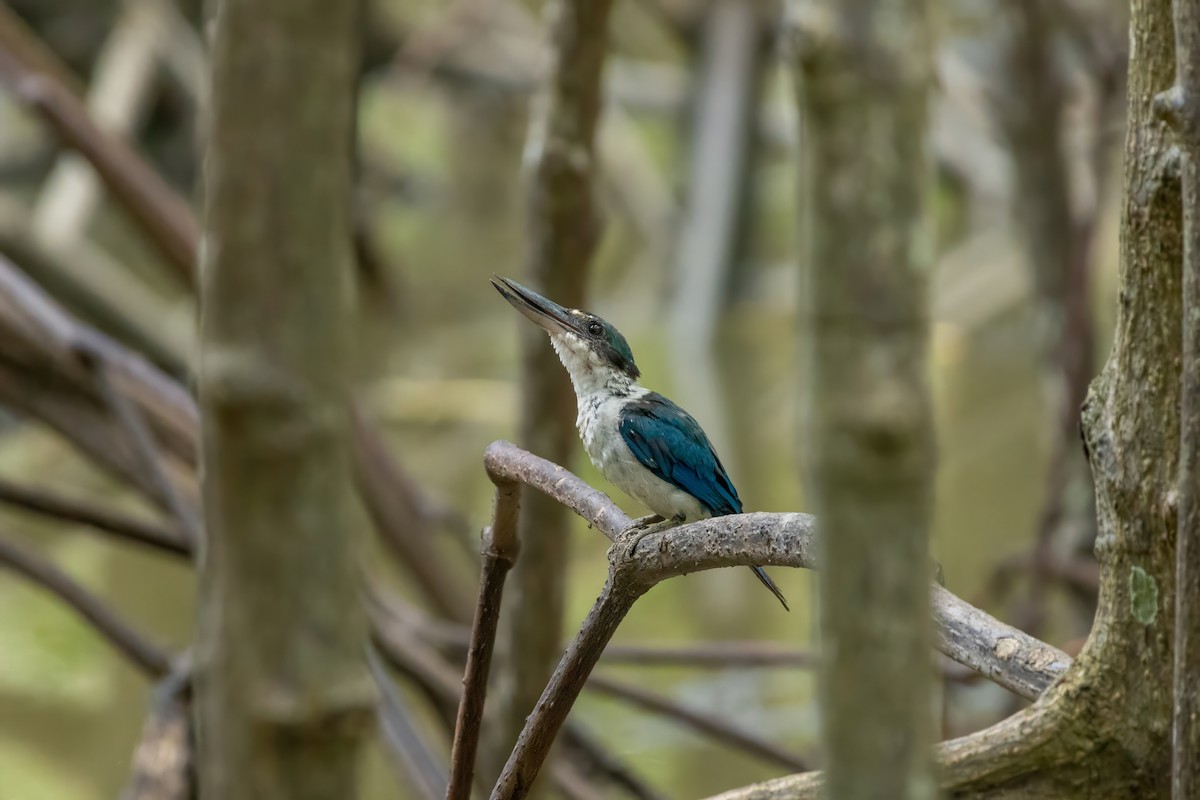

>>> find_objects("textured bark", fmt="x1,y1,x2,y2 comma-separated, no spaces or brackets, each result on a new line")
1161,0,1200,791
480,441,1067,798
490,0,614,793
120,674,193,800
725,0,1182,796
792,1,938,797
447,482,520,800
195,1,373,799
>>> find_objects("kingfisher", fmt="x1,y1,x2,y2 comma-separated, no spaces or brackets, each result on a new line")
491,275,788,610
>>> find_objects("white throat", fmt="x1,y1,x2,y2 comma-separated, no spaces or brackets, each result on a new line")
550,333,635,398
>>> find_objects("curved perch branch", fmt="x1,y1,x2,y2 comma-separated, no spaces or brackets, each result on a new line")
485,440,1069,697
482,441,1070,798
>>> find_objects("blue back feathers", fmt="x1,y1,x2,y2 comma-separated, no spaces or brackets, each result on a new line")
618,392,742,515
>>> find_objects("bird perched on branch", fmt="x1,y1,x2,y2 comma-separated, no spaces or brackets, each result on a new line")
491,275,788,610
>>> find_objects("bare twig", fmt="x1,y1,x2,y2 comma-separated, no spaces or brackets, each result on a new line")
491,571,645,798
0,6,198,285
0,532,171,677
371,595,647,800
350,406,474,622
81,351,202,548
368,646,449,800
447,481,520,799
385,586,853,775
0,477,187,556
0,193,191,375
601,642,816,669
119,665,193,800
551,767,608,800
484,441,628,539
377,596,816,670
370,594,464,721
586,673,808,772
0,255,199,504
32,0,166,247
558,725,667,800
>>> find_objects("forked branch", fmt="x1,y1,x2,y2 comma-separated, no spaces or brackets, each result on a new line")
481,441,1070,798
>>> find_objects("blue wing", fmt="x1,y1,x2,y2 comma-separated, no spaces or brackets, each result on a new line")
620,393,790,611
618,392,742,516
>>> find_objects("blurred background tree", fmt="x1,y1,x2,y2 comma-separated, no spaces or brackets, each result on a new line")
0,0,1170,797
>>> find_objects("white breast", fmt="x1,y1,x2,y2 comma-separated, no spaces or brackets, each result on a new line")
575,388,708,523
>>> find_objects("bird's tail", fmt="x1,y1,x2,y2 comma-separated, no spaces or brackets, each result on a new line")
750,566,789,611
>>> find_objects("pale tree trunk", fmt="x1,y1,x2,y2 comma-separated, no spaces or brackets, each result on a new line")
488,0,614,793
792,0,938,797
1163,0,1200,791
195,1,372,799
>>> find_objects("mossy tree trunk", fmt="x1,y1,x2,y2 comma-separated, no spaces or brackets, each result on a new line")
195,1,373,798
792,0,938,797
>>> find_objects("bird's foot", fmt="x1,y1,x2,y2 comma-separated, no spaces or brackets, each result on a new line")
615,514,684,559
623,513,664,535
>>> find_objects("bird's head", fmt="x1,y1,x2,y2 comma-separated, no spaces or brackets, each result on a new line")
491,275,640,389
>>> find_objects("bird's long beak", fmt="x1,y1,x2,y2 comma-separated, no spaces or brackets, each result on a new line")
490,275,582,336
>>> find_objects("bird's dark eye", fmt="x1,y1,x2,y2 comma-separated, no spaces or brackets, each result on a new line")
587,322,603,336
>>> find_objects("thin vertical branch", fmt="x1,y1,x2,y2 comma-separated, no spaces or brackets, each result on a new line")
491,574,646,799
493,0,615,790
1157,0,1200,790
371,587,661,800
791,0,937,797
447,481,520,800
196,0,373,798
